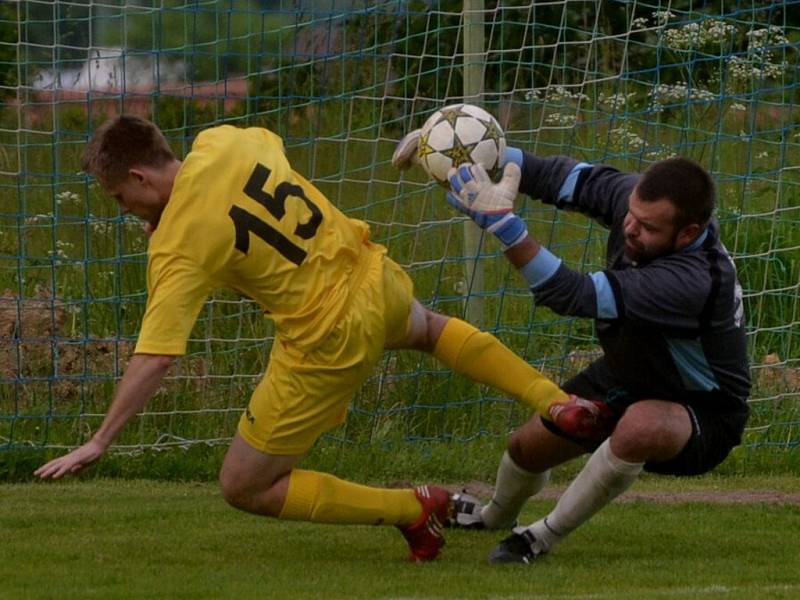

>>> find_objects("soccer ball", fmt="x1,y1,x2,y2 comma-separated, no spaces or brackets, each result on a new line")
417,103,506,186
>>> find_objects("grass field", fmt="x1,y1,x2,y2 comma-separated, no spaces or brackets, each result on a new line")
2,9,800,599
2,476,800,600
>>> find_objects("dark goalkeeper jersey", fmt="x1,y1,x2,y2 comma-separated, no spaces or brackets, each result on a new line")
517,153,751,410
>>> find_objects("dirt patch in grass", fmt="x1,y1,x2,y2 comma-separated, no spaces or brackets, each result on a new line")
454,481,800,505
0,289,135,402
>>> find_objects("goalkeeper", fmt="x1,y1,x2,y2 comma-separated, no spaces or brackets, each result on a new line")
393,133,750,563
35,116,610,562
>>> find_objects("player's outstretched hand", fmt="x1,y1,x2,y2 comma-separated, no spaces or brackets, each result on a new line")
391,128,422,170
34,438,106,480
446,162,528,249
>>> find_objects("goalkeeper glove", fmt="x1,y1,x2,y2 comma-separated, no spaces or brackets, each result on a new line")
392,128,422,171
446,162,528,249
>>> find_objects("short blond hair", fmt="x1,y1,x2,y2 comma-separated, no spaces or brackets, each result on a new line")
82,115,176,184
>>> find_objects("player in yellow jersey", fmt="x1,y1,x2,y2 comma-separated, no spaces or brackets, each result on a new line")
35,115,610,561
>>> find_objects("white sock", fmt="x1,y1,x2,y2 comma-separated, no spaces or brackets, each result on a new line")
526,439,643,552
480,451,550,529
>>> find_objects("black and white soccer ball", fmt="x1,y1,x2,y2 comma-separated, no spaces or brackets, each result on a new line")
417,103,506,186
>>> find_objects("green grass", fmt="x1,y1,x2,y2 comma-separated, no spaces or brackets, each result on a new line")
2,478,799,599
4,432,798,485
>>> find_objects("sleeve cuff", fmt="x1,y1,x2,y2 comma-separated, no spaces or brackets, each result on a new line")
589,271,619,319
520,246,562,290
134,339,186,356
558,162,592,203
504,147,523,168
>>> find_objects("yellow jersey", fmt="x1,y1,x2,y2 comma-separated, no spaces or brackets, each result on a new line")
134,125,379,356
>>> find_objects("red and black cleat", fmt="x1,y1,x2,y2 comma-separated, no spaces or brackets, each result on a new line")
548,394,619,442
397,485,453,561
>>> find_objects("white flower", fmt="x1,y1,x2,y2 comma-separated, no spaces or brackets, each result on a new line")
25,213,55,225
598,92,637,110
55,191,81,205
609,126,645,151
47,248,69,263
644,148,677,160
728,55,787,82
653,10,675,26
89,218,114,235
663,19,736,50
649,83,716,103
544,113,578,126
544,85,589,103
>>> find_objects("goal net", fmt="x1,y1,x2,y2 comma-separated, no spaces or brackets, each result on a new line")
1,1,798,459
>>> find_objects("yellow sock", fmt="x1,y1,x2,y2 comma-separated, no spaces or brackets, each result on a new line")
433,318,568,416
278,469,422,526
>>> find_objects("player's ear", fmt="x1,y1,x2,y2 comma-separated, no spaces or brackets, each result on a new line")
129,167,148,185
676,222,702,249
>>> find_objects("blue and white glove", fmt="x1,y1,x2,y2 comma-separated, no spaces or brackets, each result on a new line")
447,162,528,249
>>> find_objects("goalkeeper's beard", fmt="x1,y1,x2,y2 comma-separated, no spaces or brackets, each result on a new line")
624,229,680,264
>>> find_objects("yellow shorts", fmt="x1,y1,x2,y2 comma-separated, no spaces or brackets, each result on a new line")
237,251,414,455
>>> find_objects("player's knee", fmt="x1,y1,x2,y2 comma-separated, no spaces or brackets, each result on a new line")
219,467,260,513
425,310,449,346
218,466,286,517
219,467,246,509
507,427,538,472
405,306,447,351
610,402,685,461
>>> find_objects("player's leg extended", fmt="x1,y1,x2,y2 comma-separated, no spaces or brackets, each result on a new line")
221,362,449,561
397,301,567,415
224,328,425,527
222,255,451,560
220,433,421,525
221,437,449,562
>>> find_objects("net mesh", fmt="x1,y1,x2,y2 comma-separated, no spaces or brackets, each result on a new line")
1,1,798,455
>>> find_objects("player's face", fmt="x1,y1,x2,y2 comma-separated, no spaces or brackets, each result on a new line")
623,189,695,263
102,172,165,228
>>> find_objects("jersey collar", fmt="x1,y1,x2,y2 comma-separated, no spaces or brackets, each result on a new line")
682,226,710,253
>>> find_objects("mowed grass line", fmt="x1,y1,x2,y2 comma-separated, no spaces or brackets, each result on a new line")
2,480,799,600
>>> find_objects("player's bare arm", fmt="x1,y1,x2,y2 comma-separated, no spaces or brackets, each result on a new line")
35,353,175,479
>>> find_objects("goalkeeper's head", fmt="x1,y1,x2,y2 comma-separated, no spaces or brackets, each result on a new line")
623,157,715,264
637,157,716,230
82,115,180,229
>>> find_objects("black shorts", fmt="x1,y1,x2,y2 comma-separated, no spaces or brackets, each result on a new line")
543,361,750,477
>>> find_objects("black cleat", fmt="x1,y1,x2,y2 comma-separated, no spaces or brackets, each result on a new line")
488,530,543,565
